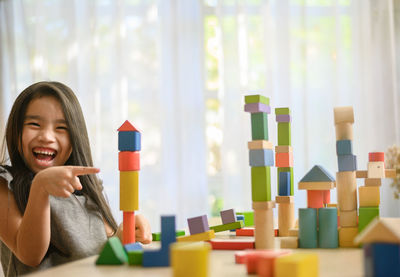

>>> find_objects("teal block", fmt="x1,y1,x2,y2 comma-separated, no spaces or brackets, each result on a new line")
245,95,270,105
299,208,318,248
251,112,269,140
300,165,335,182
277,122,291,145
359,207,379,233
277,167,294,195
318,208,338,248
251,166,271,201
249,149,274,167
336,140,353,155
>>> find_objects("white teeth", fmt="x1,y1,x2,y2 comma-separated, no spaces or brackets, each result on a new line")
34,150,55,156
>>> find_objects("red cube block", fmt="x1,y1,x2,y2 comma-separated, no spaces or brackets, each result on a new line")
119,151,140,171
275,152,293,167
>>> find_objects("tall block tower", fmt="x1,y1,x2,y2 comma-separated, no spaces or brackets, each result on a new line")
118,120,141,245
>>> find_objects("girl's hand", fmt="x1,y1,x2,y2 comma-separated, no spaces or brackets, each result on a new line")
135,214,152,244
31,166,100,198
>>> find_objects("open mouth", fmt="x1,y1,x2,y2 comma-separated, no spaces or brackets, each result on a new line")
33,148,57,162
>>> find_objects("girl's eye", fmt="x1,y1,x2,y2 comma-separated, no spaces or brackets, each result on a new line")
26,122,40,127
57,126,68,130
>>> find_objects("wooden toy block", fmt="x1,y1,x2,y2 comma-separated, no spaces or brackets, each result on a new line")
177,230,215,242
120,171,139,211
96,237,128,265
336,171,357,211
210,221,244,233
236,227,255,236
278,171,291,196
123,211,135,244
254,208,275,249
276,114,291,122
275,151,293,167
278,202,295,237
209,240,255,250
245,94,270,105
187,215,209,235
363,243,400,277
368,162,385,178
298,181,335,190
354,217,400,245
127,249,143,265
252,201,276,210
234,250,248,264
257,250,292,277
338,227,358,248
334,106,354,124
337,154,357,172
299,165,335,182
356,170,368,178
118,120,140,132
339,210,357,227
230,214,245,231
119,151,140,171
251,166,271,202
307,190,330,209
277,167,294,195
335,122,353,140
237,211,254,226
248,140,273,150
118,131,141,152
280,237,298,249
318,208,338,248
369,152,385,162
171,242,211,277
277,122,291,146
124,242,143,252
359,207,379,233
142,215,176,267
249,149,274,167
298,208,318,248
359,186,380,207
275,253,319,277
245,250,291,274
365,178,382,186
275,107,290,115
244,102,271,114
385,169,396,178
251,113,269,140
220,208,236,224
336,140,353,155
152,230,186,241
276,196,294,204
288,228,298,237
275,145,293,153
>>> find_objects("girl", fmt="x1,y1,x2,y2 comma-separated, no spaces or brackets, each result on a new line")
0,82,151,276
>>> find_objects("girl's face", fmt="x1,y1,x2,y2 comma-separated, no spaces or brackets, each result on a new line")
21,96,72,173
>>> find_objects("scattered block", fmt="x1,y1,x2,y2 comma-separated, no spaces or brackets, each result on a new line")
245,250,291,275
299,208,318,248
235,250,248,264
209,240,255,250
275,151,293,167
364,178,382,187
210,221,244,233
276,114,291,122
236,227,255,236
251,113,269,140
336,171,357,211
119,151,140,171
363,243,400,277
237,211,254,226
338,227,358,248
248,140,273,150
257,250,292,277
298,181,335,190
96,237,128,265
337,154,357,172
359,186,380,207
336,140,353,155
118,131,141,152
359,207,379,233
119,171,139,211
277,122,291,146
278,171,291,196
369,152,385,162
334,106,354,124
368,162,385,178
335,122,353,140
220,209,236,224
318,208,338,248
244,102,271,113
280,237,298,249
245,95,270,105
299,165,335,182
339,210,357,227
188,215,209,235
177,230,215,242
251,166,271,201
171,242,211,277
307,190,330,209
249,149,274,167
275,253,319,277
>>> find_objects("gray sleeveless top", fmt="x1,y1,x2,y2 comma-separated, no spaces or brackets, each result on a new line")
0,167,108,276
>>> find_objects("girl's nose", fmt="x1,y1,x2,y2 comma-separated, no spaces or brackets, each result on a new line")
38,128,56,142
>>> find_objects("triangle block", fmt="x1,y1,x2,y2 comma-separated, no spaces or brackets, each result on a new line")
300,165,335,182
354,217,400,245
95,237,128,265
118,120,140,132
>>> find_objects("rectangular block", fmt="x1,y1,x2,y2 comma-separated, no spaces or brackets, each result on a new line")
249,149,274,167
244,102,271,114
359,186,380,207
171,242,210,277
152,230,186,241
252,201,276,210
288,228,299,237
248,140,273,150
298,181,335,190
220,209,236,225
280,237,298,249
276,114,291,122
245,94,270,105
275,151,293,167
118,131,141,151
119,151,140,171
237,211,254,227
275,145,293,153
278,167,294,196
299,208,318,248
120,171,139,211
278,202,295,237
275,253,319,277
336,171,357,211
335,123,353,140
277,122,291,146
334,106,354,124
177,230,215,242
254,208,274,249
337,154,357,172
245,250,291,275
210,221,244,233
276,196,294,204
339,210,357,227
364,243,400,277
365,178,382,187
187,215,209,235
356,170,368,178
336,140,353,155
368,162,385,178
275,107,291,115
339,227,358,248
385,169,396,178
368,152,385,162
251,166,271,202
359,207,379,233
123,211,135,245
251,113,269,140
209,240,255,250
307,190,330,209
235,227,254,236
278,172,291,196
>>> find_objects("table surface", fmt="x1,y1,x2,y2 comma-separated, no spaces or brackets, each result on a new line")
29,235,364,277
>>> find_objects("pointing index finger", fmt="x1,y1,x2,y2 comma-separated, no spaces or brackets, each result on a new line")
70,166,100,176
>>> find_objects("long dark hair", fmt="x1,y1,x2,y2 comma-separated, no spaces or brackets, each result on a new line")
0,81,117,232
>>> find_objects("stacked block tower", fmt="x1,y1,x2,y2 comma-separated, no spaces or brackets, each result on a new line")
333,106,358,247
275,107,295,237
244,94,275,249
118,120,141,245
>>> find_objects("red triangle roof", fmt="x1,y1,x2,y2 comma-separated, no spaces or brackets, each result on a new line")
117,120,140,132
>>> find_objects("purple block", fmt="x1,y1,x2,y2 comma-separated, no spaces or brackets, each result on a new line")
276,114,291,122
187,215,209,235
220,209,236,224
244,103,271,114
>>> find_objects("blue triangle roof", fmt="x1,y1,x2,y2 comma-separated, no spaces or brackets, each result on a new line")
299,165,335,182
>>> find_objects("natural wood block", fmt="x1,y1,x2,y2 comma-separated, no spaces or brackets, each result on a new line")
385,169,396,178
335,123,353,140
336,171,357,211
248,140,273,150
276,196,294,204
359,186,380,207
120,171,139,211
354,217,400,245
280,237,298,249
339,210,357,227
275,145,293,153
368,162,385,178
298,181,335,190
278,202,295,237
334,106,354,124
339,227,358,248
254,208,275,249
288,228,298,237
365,178,382,187
356,170,368,178
253,201,276,210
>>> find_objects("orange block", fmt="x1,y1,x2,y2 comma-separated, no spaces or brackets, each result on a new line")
256,251,291,277
119,151,140,171
275,152,293,167
307,190,331,209
123,211,135,244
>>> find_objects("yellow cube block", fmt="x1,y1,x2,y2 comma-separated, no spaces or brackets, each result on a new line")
339,227,358,247
275,253,319,277
171,242,211,277
120,171,139,211
359,186,380,207
177,230,215,242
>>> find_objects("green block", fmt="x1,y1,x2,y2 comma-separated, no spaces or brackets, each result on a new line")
152,230,186,241
251,166,271,201
277,167,294,195
359,207,379,232
275,107,291,115
277,122,291,145
251,113,269,140
245,95,270,105
318,208,338,248
299,208,318,248
237,211,254,227
210,221,244,233
127,250,143,266
95,237,128,265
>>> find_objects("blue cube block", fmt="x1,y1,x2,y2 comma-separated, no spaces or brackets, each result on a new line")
338,154,357,172
279,171,291,196
336,140,353,155
249,149,274,167
118,131,141,151
124,242,143,252
364,243,400,277
230,215,245,232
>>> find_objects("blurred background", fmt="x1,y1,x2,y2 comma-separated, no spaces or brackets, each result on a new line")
1,0,400,231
